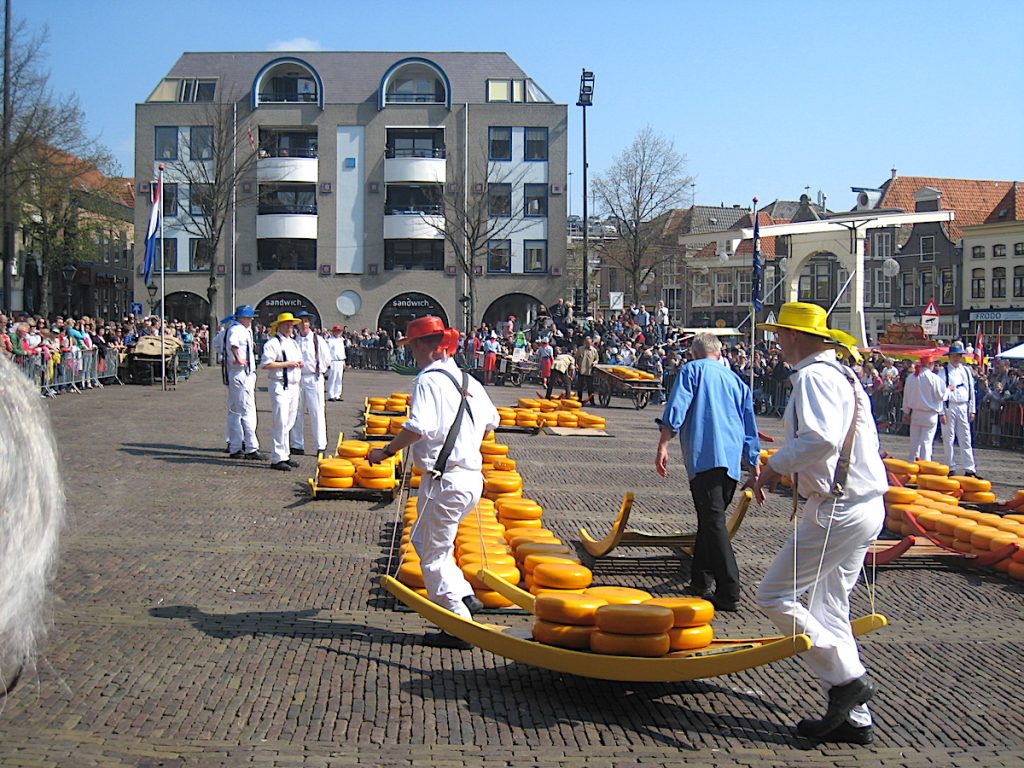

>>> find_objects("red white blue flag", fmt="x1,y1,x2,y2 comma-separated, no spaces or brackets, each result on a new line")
143,170,163,286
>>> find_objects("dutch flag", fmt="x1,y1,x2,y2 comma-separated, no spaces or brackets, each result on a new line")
143,171,163,286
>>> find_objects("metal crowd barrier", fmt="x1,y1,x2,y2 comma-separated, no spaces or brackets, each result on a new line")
347,347,392,370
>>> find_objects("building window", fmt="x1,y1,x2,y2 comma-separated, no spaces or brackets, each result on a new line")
487,239,511,273
189,238,213,272
1015,242,1024,256
189,126,213,161
873,231,892,260
900,271,914,306
384,240,444,271
874,269,891,307
524,184,547,217
258,183,317,215
488,127,512,161
737,270,751,306
713,271,733,305
257,238,317,270
385,128,444,158
993,244,1007,258
179,79,216,102
261,129,318,158
836,268,851,306
486,79,511,102
1014,266,1024,298
162,239,178,272
814,263,831,302
939,268,955,305
383,61,444,104
155,126,178,160
663,287,682,319
920,235,935,262
971,268,985,299
189,183,213,217
919,268,933,306
524,240,547,273
993,266,1006,298
486,78,552,103
384,184,442,215
972,245,985,259
487,183,511,217
525,127,548,161
162,183,178,218
691,272,710,306
798,273,813,302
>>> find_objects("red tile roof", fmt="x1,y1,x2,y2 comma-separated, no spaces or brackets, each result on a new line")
878,175,1015,240
983,182,1024,225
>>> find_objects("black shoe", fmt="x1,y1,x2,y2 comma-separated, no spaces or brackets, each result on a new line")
463,594,484,616
224,445,230,453
286,459,300,467
422,631,472,649
270,461,292,472
964,470,983,479
797,719,875,745
710,596,740,612
229,450,244,459
798,677,877,738
292,448,305,456
244,451,264,461
684,584,714,599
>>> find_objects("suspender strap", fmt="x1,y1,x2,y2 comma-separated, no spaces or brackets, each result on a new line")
222,330,229,385
792,361,859,503
425,369,474,479
280,340,288,389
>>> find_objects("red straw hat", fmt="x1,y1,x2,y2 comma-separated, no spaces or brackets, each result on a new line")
398,315,447,346
442,327,460,355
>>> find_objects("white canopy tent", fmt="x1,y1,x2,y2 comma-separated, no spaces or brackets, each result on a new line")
997,342,1024,360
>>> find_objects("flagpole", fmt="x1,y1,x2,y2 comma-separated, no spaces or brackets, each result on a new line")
749,197,758,393
231,103,237,312
159,163,166,392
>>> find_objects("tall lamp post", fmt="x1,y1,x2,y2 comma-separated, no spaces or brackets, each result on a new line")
60,263,77,316
576,69,594,317
146,281,158,315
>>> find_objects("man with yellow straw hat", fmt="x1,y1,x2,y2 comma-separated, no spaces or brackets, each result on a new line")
748,301,887,746
260,312,304,471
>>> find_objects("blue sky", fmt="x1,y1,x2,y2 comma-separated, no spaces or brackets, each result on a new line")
25,0,1024,213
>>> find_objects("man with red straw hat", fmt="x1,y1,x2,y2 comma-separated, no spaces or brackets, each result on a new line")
368,316,499,647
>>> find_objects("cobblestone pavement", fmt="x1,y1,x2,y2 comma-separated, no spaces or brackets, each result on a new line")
2,368,1022,767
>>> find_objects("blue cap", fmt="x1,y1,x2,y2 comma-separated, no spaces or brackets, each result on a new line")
234,304,255,318
296,311,311,318
949,341,965,354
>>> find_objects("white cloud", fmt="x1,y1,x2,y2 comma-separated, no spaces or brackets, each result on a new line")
268,37,325,52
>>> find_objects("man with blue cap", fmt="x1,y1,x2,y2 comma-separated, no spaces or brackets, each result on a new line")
224,305,262,460
938,341,979,477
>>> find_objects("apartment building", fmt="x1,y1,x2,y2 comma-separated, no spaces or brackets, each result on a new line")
135,52,567,332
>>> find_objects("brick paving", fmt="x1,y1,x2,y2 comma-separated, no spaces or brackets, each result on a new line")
1,368,1022,767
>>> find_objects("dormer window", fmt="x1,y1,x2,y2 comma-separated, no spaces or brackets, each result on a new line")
380,58,450,109
252,58,323,109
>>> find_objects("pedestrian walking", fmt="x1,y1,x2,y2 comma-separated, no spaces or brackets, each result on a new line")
574,336,599,402
901,359,945,462
290,313,330,455
326,326,347,401
224,305,262,460
260,313,303,471
939,341,980,477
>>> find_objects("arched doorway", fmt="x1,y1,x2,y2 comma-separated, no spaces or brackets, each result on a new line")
159,291,211,326
482,292,543,335
255,291,320,328
377,292,448,338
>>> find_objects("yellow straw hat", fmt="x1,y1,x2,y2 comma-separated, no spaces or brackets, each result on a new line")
270,312,298,333
758,302,862,359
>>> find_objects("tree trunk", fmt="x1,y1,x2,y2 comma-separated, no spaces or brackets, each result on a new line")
466,272,476,330
206,271,218,365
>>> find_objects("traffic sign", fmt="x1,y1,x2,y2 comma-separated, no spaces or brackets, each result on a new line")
921,298,939,336
923,299,939,317
130,302,143,316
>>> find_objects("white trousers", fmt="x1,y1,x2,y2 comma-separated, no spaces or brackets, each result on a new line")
289,374,327,452
327,363,344,400
269,379,301,463
907,411,939,462
943,403,976,473
411,471,484,619
756,494,884,727
227,369,259,454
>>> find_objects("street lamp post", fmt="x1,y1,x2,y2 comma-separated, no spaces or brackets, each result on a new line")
576,69,594,317
60,263,77,316
146,281,158,315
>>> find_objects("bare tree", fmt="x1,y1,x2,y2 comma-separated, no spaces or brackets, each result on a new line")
592,126,693,303
162,100,258,362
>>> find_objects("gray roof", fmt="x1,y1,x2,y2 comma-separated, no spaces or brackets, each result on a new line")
686,205,748,235
160,51,545,105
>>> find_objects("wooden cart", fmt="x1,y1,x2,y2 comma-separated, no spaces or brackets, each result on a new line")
592,364,663,409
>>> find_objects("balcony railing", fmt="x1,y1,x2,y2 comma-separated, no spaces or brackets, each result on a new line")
258,92,318,103
385,93,445,104
385,147,446,159
385,205,443,216
258,203,318,215
259,147,318,159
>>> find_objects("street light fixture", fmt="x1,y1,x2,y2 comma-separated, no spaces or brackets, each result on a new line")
60,263,77,315
577,69,594,317
146,281,158,314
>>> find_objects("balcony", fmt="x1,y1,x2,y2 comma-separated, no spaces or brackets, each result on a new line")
383,210,444,240
258,154,318,184
384,153,446,184
257,213,318,240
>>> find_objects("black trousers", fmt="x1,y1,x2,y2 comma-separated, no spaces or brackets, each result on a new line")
545,369,572,399
577,373,594,400
688,467,740,601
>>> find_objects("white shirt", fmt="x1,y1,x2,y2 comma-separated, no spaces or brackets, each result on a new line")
294,330,330,377
326,336,347,362
404,357,500,474
902,368,945,415
768,350,888,501
225,323,254,372
939,362,976,413
260,334,303,386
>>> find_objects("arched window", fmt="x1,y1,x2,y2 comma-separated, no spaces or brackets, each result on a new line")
379,58,450,109
971,268,986,300
252,57,323,108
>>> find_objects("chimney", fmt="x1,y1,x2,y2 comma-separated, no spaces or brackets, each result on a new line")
891,167,898,180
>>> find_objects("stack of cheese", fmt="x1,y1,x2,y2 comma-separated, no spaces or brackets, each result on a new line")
483,466,523,502
494,397,603,430
331,439,398,489
316,456,356,489
609,366,656,381
883,458,918,486
367,393,410,415
759,448,792,488
364,414,391,436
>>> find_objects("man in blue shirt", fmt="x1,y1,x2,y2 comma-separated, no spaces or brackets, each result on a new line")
655,332,760,610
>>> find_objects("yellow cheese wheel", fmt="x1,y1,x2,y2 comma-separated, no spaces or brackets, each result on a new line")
934,514,964,536
367,397,388,406
458,553,517,570
916,460,950,476
970,527,1011,550
531,587,587,597
517,398,542,409
475,590,514,609
505,526,555,543
318,475,354,489
952,540,975,555
883,458,917,474
397,561,425,588
532,619,596,650
644,597,716,628
561,399,583,409
516,416,539,426
961,491,997,504
492,458,517,471
523,552,581,573
356,476,396,490
583,586,654,605
995,520,1024,535
458,522,505,536
410,475,421,488
509,534,561,550
462,563,520,590
499,419,517,426
356,463,394,479
318,459,355,478
532,562,593,590
884,487,919,504
337,440,370,458
457,542,510,560
488,490,524,503
499,516,542,530
515,541,572,561
496,501,543,521
364,427,389,436
365,415,390,428
594,604,675,635
485,475,524,494
952,520,980,541
557,415,580,427
668,624,715,651
951,476,992,493
917,475,960,492
480,442,510,456
590,630,670,657
534,594,609,626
